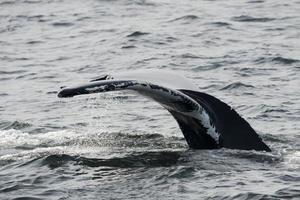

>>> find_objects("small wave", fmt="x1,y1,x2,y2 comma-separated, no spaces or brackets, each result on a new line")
22,0,42,4
29,75,57,80
247,0,265,3
0,184,21,193
0,70,27,75
263,134,288,144
265,27,285,31
126,31,149,37
130,0,157,6
16,14,44,21
275,188,300,199
0,93,8,96
1,0,42,5
235,67,277,77
39,151,183,169
1,121,32,130
271,57,299,65
192,63,223,71
166,166,196,179
41,154,76,169
12,197,42,200
231,15,275,22
0,1,15,5
76,16,92,22
121,45,136,49
170,15,199,22
279,174,300,182
212,192,270,200
263,108,288,113
209,22,232,27
0,77,10,81
179,53,203,59
26,40,43,45
226,150,282,164
52,22,74,27
46,91,58,95
46,56,70,62
220,82,255,91
254,56,299,65
16,72,37,80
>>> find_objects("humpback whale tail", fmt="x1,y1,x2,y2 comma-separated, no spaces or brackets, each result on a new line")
58,70,271,152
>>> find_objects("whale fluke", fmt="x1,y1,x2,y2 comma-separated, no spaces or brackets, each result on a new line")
58,71,271,152
179,90,271,151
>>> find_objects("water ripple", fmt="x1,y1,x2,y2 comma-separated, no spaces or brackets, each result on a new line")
231,15,276,22
24,151,184,169
220,82,255,91
169,15,199,22
255,56,300,65
126,31,150,37
51,22,75,27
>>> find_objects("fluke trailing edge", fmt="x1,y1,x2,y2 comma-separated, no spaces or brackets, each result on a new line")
58,70,271,152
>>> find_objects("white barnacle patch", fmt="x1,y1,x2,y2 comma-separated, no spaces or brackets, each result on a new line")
196,109,220,143
85,85,106,92
84,81,138,93
130,81,195,110
128,81,220,143
117,81,136,88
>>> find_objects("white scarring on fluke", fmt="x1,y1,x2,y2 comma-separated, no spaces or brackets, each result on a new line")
131,82,220,144
83,79,220,144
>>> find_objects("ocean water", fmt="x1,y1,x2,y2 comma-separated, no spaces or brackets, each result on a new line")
0,0,299,199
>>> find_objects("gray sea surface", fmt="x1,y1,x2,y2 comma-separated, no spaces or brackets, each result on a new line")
0,0,299,199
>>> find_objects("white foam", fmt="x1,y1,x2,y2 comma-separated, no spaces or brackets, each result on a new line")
0,129,116,162
284,150,300,170
0,129,77,148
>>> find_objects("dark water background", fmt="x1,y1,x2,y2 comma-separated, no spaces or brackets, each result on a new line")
0,0,299,199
